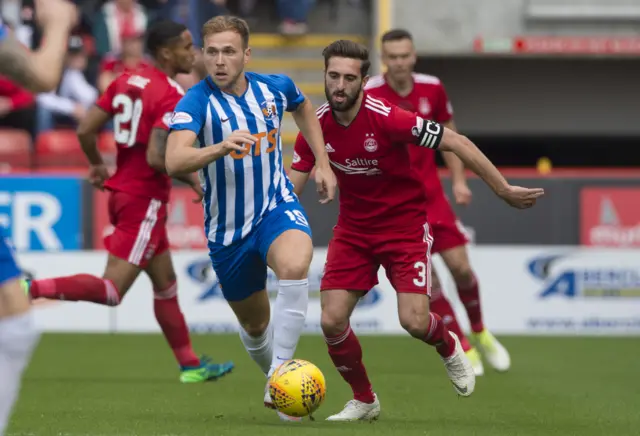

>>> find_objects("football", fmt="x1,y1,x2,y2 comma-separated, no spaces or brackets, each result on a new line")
268,359,326,418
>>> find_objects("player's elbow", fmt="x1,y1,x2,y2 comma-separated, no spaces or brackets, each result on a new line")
76,122,94,142
165,160,179,177
164,152,182,177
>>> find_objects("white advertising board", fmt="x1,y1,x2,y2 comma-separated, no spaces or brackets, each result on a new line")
19,246,640,335
434,246,640,335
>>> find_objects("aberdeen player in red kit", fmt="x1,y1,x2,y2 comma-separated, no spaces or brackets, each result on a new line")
289,40,543,421
365,29,510,376
24,21,233,383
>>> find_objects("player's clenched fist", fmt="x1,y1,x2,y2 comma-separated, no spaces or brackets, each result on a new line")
497,185,544,209
88,164,110,191
217,130,258,155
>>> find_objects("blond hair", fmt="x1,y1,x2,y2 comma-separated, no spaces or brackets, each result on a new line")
201,15,250,48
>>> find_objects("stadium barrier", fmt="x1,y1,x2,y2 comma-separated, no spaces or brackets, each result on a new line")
20,247,640,336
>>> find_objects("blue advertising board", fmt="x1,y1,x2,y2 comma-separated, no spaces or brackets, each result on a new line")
0,176,82,251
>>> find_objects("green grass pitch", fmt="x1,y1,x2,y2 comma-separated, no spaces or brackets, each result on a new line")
8,334,639,436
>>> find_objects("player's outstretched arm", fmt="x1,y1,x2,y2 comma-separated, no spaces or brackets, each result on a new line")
439,120,472,206
165,129,257,176
0,0,77,92
438,128,544,209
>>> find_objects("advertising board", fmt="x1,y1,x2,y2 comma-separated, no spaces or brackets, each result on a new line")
20,247,640,336
580,187,640,247
0,176,82,251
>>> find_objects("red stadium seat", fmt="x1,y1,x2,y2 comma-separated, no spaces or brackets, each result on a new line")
35,129,86,168
0,129,32,171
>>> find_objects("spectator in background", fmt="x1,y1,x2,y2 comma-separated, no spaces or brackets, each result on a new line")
97,30,149,93
36,36,98,133
278,0,315,35
92,0,148,57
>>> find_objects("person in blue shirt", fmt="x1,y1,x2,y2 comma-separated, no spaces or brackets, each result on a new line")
0,1,77,433
166,15,336,422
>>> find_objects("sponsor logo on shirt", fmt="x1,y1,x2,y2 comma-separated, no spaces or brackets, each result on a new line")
170,111,193,125
330,158,382,176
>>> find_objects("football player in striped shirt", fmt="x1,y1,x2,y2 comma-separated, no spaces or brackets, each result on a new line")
0,1,77,433
24,21,234,384
166,16,336,421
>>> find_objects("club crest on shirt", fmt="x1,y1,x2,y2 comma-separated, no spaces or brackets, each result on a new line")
260,99,278,120
419,98,431,115
364,133,378,152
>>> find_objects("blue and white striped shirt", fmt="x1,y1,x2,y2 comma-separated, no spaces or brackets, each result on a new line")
170,72,305,247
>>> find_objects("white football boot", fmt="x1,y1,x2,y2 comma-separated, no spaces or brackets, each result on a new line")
442,332,476,397
264,380,302,422
326,394,380,422
472,329,511,372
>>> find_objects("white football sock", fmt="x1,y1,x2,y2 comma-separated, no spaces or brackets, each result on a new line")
239,323,273,376
0,311,40,435
269,279,309,375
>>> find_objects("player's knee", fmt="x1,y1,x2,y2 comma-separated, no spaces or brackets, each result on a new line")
399,309,430,339
275,257,310,281
241,319,270,338
321,310,349,337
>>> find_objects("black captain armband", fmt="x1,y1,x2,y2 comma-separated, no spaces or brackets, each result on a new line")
412,118,444,150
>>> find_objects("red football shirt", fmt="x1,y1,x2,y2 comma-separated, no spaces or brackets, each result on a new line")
292,92,443,233
96,64,185,203
365,73,453,202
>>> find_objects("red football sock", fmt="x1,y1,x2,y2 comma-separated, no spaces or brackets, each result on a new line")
30,274,120,306
456,274,485,333
154,282,200,368
324,325,375,404
423,312,456,358
429,289,472,352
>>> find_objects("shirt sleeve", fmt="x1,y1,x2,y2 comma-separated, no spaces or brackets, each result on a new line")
385,104,444,150
95,78,117,114
433,82,454,124
152,91,181,131
291,132,316,173
272,74,305,112
169,88,206,134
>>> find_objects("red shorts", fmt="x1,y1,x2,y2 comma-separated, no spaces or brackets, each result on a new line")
104,190,169,268
427,194,470,254
321,223,434,295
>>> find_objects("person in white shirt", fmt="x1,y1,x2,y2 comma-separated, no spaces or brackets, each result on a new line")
36,35,98,132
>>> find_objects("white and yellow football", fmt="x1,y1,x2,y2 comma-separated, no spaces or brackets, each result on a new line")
268,359,326,418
